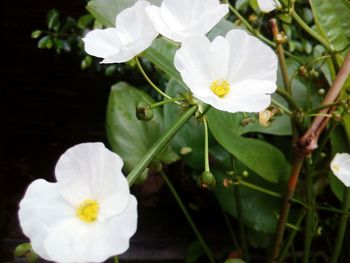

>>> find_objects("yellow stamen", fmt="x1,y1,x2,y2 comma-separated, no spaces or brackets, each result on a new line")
210,80,230,98
76,199,99,223
332,164,340,173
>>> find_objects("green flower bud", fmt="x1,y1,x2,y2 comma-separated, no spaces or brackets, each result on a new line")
198,171,216,190
242,170,249,177
318,88,325,95
136,101,154,121
14,243,31,258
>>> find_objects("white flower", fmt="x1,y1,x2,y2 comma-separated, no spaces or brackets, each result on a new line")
331,153,350,187
257,0,281,13
83,0,158,63
146,0,228,43
174,29,278,113
18,143,137,263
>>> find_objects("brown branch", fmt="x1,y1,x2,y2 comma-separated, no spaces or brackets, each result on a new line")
269,49,350,262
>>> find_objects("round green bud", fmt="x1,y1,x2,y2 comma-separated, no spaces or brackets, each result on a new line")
136,101,154,121
318,89,325,95
14,243,31,258
198,171,216,190
242,170,249,177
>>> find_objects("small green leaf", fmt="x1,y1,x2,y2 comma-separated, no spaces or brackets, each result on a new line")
47,9,60,30
37,36,53,49
78,14,94,29
31,30,42,39
81,56,93,70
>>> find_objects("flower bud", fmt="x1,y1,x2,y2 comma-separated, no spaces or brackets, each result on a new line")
299,65,309,78
223,178,233,188
318,89,325,95
198,171,216,190
136,101,154,121
14,243,31,258
242,170,249,177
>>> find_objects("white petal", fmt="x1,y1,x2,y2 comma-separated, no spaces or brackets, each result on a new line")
197,79,276,113
83,28,121,60
44,196,138,263
331,153,350,187
147,0,228,42
226,29,278,84
18,179,74,261
55,142,130,218
174,35,229,97
257,0,281,13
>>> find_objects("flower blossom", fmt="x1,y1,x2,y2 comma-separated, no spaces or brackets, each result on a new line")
257,0,281,13
174,29,278,113
146,0,228,42
331,153,350,187
83,0,158,63
18,143,137,263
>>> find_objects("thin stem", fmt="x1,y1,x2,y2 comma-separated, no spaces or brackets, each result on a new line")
161,171,216,263
306,102,339,115
233,181,250,262
290,10,333,52
113,256,119,263
276,88,299,111
303,159,315,263
135,57,179,104
271,99,292,116
221,209,239,249
268,154,305,263
127,105,197,185
278,210,306,263
203,117,210,172
330,187,350,263
150,97,185,109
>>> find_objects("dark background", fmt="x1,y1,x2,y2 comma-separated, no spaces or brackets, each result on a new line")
1,1,230,262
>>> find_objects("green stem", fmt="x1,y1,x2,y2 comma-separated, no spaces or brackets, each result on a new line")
276,88,299,111
203,117,210,172
303,159,315,263
233,180,250,262
127,105,197,185
161,171,216,263
291,10,333,52
151,97,185,109
271,99,293,116
113,256,119,263
306,102,339,115
135,57,180,104
221,209,239,249
278,210,306,263
330,187,350,263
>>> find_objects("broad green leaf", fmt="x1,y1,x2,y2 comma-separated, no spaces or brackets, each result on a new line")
207,113,290,182
310,0,350,54
143,38,181,81
106,82,178,174
214,169,280,233
207,107,291,136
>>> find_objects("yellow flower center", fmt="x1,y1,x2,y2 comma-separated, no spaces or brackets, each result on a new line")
76,199,99,223
332,164,340,173
210,80,230,98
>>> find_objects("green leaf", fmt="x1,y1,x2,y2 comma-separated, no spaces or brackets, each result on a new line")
207,111,290,183
31,30,42,39
37,36,53,49
214,169,280,233
106,82,178,174
143,38,181,81
47,9,60,30
78,14,94,29
310,0,350,55
163,79,204,169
